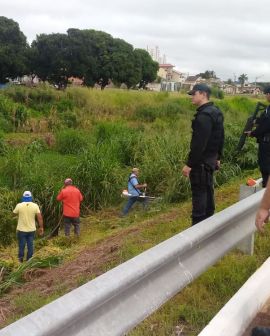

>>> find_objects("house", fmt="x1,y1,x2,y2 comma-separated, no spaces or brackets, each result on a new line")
222,84,238,95
158,64,174,81
68,77,84,86
157,64,186,92
21,75,40,86
182,75,202,91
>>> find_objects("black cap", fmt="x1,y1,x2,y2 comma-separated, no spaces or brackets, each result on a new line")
263,86,270,94
188,83,211,95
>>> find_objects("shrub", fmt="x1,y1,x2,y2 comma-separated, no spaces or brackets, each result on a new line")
133,129,191,202
0,95,15,131
211,86,224,99
55,129,88,154
0,188,20,246
224,123,258,169
2,147,35,188
60,112,78,128
14,104,28,130
0,130,7,155
135,106,160,122
95,122,140,165
26,139,47,154
74,146,123,209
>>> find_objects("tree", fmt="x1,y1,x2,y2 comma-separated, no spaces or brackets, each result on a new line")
134,49,159,89
110,38,140,88
67,29,114,88
30,28,159,89
30,33,71,88
238,74,248,86
0,16,29,82
197,70,216,79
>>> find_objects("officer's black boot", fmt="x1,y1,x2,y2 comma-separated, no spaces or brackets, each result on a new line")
252,327,270,336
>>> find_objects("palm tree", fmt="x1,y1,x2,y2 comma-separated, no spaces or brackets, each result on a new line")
238,74,248,87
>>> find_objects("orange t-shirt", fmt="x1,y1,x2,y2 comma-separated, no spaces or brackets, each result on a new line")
57,186,83,217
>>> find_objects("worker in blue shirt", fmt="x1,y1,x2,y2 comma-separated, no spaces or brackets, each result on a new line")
121,168,147,216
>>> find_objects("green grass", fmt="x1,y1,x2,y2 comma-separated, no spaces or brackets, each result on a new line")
0,87,268,333
0,171,267,334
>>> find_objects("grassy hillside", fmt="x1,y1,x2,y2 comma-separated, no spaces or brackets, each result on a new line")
0,86,263,245
0,86,268,334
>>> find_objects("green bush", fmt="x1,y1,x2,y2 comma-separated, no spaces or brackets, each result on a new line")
133,129,191,202
224,123,258,169
95,121,140,166
0,95,15,131
0,188,20,246
26,139,47,154
14,104,28,130
56,98,75,113
60,112,78,128
0,130,7,155
74,146,123,209
211,86,224,99
2,148,35,188
55,129,88,154
135,106,159,122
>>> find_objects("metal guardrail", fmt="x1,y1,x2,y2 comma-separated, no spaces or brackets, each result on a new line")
0,189,264,336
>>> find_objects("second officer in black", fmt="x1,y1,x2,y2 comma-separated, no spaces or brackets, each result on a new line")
182,84,224,225
249,86,270,187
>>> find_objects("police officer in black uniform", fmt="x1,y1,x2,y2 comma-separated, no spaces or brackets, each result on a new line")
182,84,224,225
248,86,270,188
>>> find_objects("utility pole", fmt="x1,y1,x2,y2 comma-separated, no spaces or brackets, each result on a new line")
255,74,264,91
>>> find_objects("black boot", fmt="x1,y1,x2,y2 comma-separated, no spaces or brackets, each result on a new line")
252,327,270,336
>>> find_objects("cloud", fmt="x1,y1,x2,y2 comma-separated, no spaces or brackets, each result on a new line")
1,0,270,81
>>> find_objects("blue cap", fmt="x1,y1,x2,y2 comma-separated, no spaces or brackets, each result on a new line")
188,83,211,95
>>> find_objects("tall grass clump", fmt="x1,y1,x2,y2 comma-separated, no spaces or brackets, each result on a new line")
55,129,88,154
0,95,16,132
216,96,257,122
0,188,19,246
20,152,80,230
74,145,124,209
95,121,140,166
1,147,35,188
223,123,258,169
132,128,191,202
211,86,224,99
5,85,58,106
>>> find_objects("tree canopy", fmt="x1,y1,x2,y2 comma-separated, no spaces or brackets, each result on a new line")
0,17,158,88
197,70,216,79
30,33,71,87
0,16,29,82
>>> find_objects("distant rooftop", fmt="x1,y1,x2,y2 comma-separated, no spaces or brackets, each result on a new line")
159,64,175,68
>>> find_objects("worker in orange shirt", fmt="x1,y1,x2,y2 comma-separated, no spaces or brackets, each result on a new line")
57,178,83,237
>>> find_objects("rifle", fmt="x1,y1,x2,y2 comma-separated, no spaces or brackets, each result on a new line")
236,102,267,151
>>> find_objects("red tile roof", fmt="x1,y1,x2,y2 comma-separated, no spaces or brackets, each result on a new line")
159,64,175,68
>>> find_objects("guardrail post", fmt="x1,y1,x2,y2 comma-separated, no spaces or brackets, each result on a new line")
237,179,262,255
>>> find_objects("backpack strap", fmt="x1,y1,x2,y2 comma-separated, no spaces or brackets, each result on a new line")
128,175,141,196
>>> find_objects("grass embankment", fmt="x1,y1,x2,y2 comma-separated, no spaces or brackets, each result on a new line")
0,86,262,246
0,87,268,333
1,172,269,336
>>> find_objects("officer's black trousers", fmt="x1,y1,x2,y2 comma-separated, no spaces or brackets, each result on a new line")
190,165,215,226
258,142,270,187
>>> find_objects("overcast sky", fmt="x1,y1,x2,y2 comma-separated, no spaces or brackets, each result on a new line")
1,0,270,82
